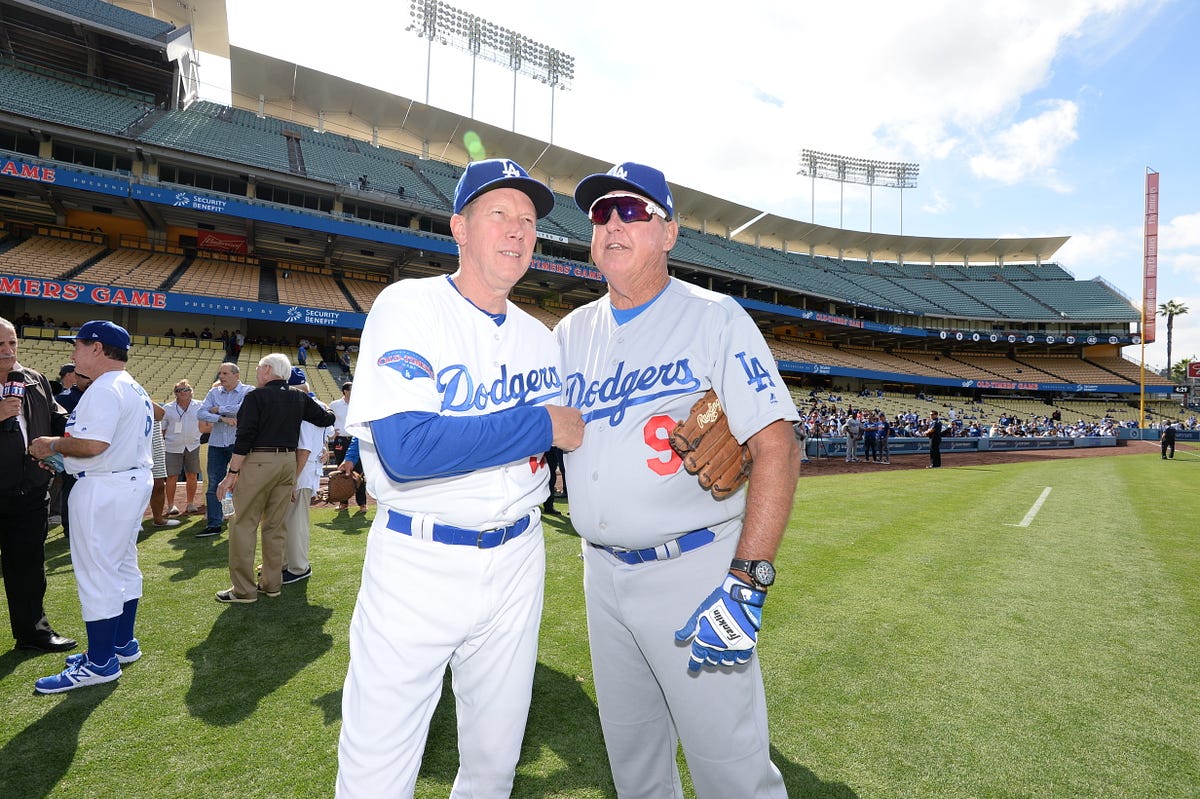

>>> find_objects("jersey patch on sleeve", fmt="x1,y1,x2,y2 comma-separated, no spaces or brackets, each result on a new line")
378,349,434,380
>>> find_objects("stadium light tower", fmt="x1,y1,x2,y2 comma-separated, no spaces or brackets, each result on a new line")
798,149,919,234
407,1,574,138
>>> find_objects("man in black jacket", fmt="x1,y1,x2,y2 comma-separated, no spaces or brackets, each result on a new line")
214,358,335,603
0,316,76,653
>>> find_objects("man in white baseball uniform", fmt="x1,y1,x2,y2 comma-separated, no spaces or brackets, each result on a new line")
336,158,585,798
556,163,801,798
28,321,154,693
282,369,326,584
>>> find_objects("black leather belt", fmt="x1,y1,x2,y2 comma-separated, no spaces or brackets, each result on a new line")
250,447,296,453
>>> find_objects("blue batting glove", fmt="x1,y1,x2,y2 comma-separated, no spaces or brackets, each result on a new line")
674,573,765,672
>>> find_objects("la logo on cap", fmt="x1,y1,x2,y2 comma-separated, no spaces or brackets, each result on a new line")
501,160,522,178
610,165,628,179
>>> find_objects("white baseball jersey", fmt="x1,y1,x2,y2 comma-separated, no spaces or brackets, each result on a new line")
329,396,350,437
296,416,326,493
63,370,155,476
556,278,798,549
346,275,560,527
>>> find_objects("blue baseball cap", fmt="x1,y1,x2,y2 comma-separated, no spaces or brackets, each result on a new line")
453,158,555,219
574,162,675,220
59,320,131,350
287,366,308,386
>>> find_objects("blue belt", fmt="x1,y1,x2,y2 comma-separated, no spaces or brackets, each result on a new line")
592,528,715,565
385,509,533,549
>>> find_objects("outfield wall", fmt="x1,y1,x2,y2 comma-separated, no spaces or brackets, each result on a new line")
805,435,1120,459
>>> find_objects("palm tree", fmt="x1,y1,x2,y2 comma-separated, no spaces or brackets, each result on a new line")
1158,300,1190,377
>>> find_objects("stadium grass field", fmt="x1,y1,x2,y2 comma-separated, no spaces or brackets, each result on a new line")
1,450,1197,798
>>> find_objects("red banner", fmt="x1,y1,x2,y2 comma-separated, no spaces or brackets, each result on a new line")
196,230,248,255
1143,170,1159,343
1188,361,1200,379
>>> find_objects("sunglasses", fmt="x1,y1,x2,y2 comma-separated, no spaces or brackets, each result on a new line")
588,194,667,225
175,388,192,393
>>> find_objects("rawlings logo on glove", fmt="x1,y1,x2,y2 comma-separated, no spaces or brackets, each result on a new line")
674,574,765,672
668,389,752,499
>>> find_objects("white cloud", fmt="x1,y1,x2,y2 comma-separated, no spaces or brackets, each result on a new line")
921,190,951,215
968,100,1079,187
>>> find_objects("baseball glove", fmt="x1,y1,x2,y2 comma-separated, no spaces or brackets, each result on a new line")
668,389,752,500
326,470,361,503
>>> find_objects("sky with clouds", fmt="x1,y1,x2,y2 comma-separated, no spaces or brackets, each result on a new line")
205,0,1200,373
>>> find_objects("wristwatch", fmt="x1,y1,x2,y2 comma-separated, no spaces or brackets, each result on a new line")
730,558,776,590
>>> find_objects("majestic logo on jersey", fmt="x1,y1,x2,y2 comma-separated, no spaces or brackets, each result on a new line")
378,349,435,380
438,363,562,412
564,359,701,426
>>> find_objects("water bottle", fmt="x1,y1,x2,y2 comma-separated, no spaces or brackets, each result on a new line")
41,453,65,473
221,492,235,517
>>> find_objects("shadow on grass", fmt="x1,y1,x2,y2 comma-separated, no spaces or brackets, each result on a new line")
0,680,118,799
321,509,371,536
185,581,333,725
43,530,72,576
773,746,860,798
158,526,230,584
540,511,579,538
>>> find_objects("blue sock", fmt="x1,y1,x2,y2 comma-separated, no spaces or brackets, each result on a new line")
115,598,139,647
85,616,120,666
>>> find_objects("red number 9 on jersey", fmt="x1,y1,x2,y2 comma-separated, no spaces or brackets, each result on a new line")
644,414,683,476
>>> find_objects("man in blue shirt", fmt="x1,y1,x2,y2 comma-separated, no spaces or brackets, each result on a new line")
195,363,253,537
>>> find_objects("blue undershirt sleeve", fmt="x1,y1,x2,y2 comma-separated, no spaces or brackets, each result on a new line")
345,436,360,466
368,406,552,483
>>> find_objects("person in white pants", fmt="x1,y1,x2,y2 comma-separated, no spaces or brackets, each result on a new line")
282,371,326,584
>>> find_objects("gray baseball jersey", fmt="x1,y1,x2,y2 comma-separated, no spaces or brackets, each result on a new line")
556,278,798,549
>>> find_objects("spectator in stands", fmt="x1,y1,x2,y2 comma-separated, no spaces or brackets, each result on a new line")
200,328,213,340
339,350,352,376
196,363,253,538
164,327,176,338
213,355,334,603
297,339,308,366
1161,422,1177,459
226,330,244,362
162,379,202,515
283,370,328,585
0,315,76,654
923,410,944,468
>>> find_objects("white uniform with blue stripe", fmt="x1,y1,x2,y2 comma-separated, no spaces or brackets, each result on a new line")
63,369,154,622
338,274,560,799
556,277,797,799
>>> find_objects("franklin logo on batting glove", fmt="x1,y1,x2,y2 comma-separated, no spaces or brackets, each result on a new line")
674,573,765,672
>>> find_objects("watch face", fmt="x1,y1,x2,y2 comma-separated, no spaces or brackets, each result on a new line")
752,560,776,587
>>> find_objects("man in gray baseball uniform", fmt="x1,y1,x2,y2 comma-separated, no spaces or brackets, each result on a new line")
556,162,801,798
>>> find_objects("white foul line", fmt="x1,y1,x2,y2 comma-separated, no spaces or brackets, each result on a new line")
1008,486,1052,528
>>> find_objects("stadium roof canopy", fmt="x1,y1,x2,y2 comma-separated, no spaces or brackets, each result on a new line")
226,47,1069,267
